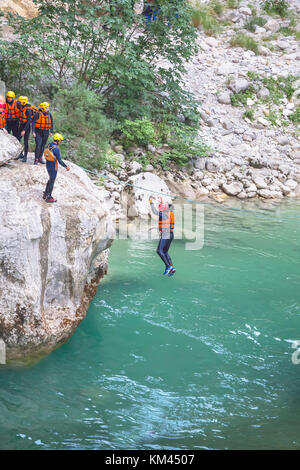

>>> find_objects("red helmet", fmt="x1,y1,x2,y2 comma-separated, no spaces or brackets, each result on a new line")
158,197,167,211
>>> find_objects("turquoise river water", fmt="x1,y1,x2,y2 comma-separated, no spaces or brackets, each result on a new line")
1,200,300,450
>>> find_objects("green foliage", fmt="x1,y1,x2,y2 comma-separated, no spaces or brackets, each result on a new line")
0,0,198,123
160,125,211,168
263,0,289,17
191,3,222,35
119,119,157,149
226,0,240,8
242,72,300,128
262,32,278,41
244,16,267,32
243,109,255,121
267,109,280,126
52,83,114,170
103,151,124,170
124,120,211,169
230,33,259,54
289,107,300,123
247,4,257,16
230,85,256,107
211,1,223,16
0,1,211,170
262,76,296,102
278,27,300,40
247,71,260,81
279,26,295,36
246,72,299,105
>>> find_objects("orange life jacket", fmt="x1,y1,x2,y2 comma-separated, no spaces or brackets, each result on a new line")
159,211,175,232
5,99,19,121
18,104,39,124
0,110,6,129
35,110,51,130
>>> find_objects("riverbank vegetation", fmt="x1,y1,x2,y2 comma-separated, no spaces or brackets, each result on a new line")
0,0,212,170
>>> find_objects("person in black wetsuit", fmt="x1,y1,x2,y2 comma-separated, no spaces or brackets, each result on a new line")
149,196,176,276
16,96,32,162
32,102,54,165
43,133,70,203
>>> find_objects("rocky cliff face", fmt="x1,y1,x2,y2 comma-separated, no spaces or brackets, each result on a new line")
0,134,114,363
0,0,37,19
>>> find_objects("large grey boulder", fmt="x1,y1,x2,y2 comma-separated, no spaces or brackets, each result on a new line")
216,63,236,75
229,79,250,94
221,182,243,196
257,87,270,99
253,176,268,189
264,18,280,33
0,131,23,166
217,91,232,105
123,172,172,218
194,157,206,170
127,160,142,175
0,136,114,363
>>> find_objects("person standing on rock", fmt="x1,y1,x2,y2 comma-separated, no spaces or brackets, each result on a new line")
16,96,33,162
0,95,8,135
5,91,19,138
149,196,176,276
32,102,53,165
43,133,70,203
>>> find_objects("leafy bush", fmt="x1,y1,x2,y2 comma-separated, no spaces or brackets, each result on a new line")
118,119,157,149
159,125,211,168
191,4,221,35
119,118,211,168
52,83,114,170
230,33,259,54
211,1,223,16
244,16,267,32
263,0,289,17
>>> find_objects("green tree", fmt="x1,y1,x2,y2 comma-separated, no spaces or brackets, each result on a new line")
0,0,198,122
52,83,114,170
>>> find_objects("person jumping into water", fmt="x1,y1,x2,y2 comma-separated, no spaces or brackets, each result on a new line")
149,196,175,276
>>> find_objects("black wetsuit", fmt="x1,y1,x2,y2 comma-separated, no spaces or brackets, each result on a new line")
151,202,174,268
44,142,68,198
32,110,54,162
17,103,32,161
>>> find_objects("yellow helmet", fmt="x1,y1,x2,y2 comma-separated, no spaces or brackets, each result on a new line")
18,96,28,106
53,133,64,142
6,91,15,99
40,101,50,111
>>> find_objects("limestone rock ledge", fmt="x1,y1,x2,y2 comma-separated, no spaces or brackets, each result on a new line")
0,136,114,363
